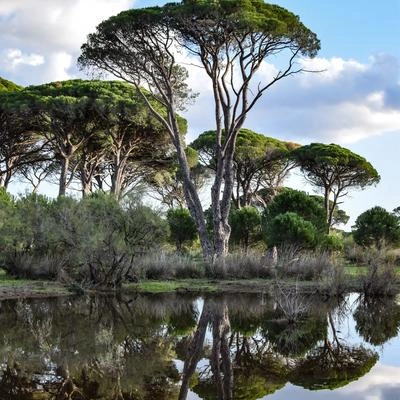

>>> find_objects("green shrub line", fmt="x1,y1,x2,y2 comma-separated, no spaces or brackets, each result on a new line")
1,192,400,298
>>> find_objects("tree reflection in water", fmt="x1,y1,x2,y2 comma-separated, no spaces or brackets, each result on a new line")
0,291,396,399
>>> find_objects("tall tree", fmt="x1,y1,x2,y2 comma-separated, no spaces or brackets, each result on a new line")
87,82,176,199
0,89,47,189
264,188,327,232
192,129,298,208
22,80,173,198
79,0,319,259
24,80,103,197
292,143,380,232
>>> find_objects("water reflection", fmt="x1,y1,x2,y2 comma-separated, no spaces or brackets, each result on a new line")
0,292,399,399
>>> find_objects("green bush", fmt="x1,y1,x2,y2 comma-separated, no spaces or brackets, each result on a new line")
167,208,198,252
0,192,168,286
229,206,262,252
352,206,400,248
264,189,327,232
264,212,317,249
318,234,344,253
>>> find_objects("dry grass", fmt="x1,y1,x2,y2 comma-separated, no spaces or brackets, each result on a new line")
206,251,275,279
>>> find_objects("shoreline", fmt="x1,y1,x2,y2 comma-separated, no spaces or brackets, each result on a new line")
1,275,396,300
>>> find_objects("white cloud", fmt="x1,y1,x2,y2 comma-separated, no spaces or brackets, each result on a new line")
0,0,133,53
0,1,398,146
41,52,74,83
247,54,400,144
183,53,400,144
2,48,44,69
0,0,133,85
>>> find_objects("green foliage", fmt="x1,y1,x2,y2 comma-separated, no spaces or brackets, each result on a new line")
262,315,327,358
0,77,22,92
167,208,198,252
318,233,344,253
192,129,298,207
170,0,320,57
192,129,291,169
290,346,378,390
292,143,380,229
264,212,317,249
292,143,380,187
0,193,168,285
264,188,326,232
352,206,400,248
229,206,262,251
354,297,400,345
0,188,14,206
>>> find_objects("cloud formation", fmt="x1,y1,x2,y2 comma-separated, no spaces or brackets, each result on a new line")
0,1,399,145
183,53,400,144
0,0,132,84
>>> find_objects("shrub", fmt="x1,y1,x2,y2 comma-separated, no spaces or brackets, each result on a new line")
264,188,326,232
167,208,198,252
359,247,398,297
352,206,400,248
229,206,262,252
264,212,317,249
0,193,169,287
133,252,203,280
272,245,340,281
318,233,344,253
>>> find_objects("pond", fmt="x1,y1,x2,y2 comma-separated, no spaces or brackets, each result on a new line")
0,291,400,399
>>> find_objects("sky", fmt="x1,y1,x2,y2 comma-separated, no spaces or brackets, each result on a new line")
0,0,399,229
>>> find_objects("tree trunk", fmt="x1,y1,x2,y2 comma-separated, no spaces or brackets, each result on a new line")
176,144,213,260
179,302,212,400
80,165,92,197
110,150,124,199
59,157,70,197
210,300,233,400
324,187,331,234
211,148,236,258
81,179,92,197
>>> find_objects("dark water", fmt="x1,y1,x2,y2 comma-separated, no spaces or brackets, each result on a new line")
0,291,400,399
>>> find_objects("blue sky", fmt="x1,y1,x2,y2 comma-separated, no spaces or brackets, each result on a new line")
0,0,399,228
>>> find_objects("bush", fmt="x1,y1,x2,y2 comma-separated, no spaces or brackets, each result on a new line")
352,206,400,248
264,212,317,249
229,206,262,252
273,246,338,281
167,208,198,252
359,247,398,297
264,188,327,232
133,252,204,280
318,233,344,253
0,192,168,287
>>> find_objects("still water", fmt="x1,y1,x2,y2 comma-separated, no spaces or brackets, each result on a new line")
0,291,399,399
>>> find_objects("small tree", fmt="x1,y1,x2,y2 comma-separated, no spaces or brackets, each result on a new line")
352,206,400,248
292,143,380,232
229,206,262,253
264,212,317,249
167,208,198,253
264,188,327,232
